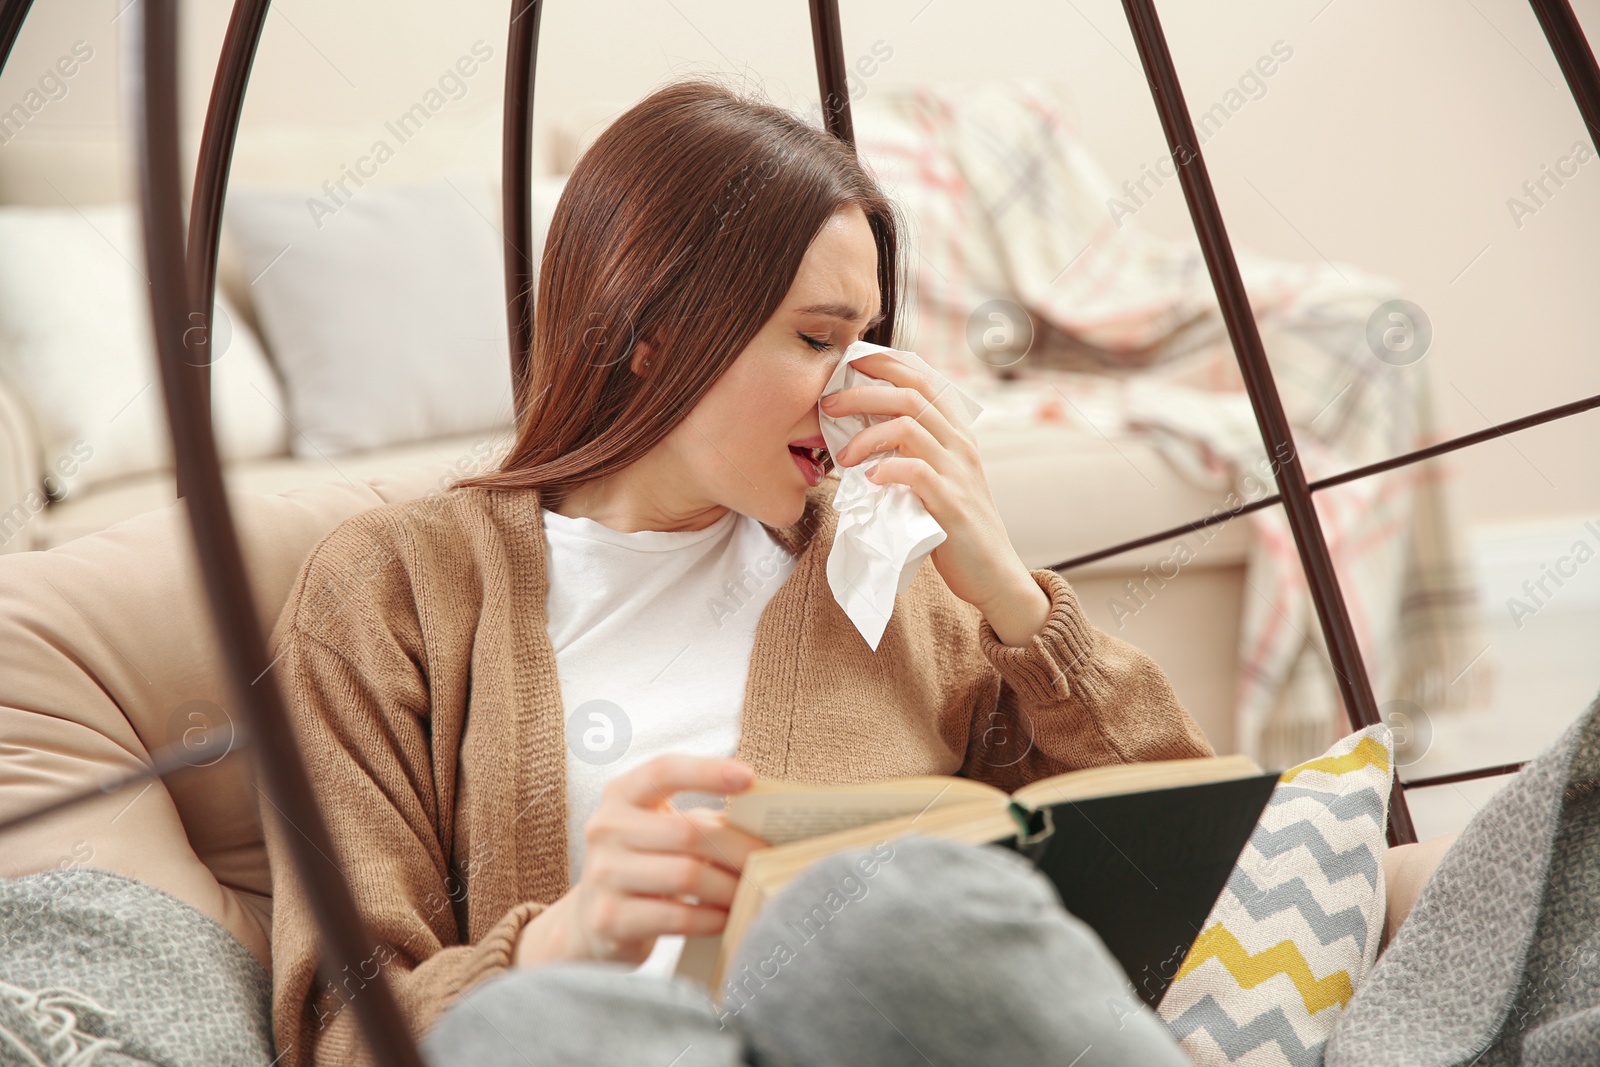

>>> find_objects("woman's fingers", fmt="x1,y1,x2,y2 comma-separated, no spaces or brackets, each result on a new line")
822,351,970,449
828,385,959,456
586,848,743,909
589,895,733,948
604,753,754,809
837,413,953,475
565,754,771,964
585,804,770,875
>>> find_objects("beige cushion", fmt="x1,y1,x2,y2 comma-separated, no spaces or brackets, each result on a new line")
33,430,511,552
0,376,38,555
1378,832,1459,953
0,464,456,969
976,422,1251,577
1073,566,1246,754
979,422,1253,752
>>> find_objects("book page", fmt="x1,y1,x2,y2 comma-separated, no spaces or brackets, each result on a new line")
1012,754,1263,810
726,775,1003,846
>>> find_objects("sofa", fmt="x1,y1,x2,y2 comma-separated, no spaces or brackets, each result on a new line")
0,181,1257,756
0,75,1489,772
6,65,1486,782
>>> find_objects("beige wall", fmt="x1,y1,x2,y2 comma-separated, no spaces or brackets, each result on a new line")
3,0,1596,524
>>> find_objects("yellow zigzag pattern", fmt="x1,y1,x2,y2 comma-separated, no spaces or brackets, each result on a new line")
1279,736,1389,784
1175,923,1355,1014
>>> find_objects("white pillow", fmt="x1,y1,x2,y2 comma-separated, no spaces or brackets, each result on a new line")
0,204,289,499
224,175,559,460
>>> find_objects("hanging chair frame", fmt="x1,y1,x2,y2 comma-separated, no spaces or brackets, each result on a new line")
0,0,1597,1061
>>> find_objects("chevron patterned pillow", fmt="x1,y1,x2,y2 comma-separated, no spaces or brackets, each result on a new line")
1156,724,1395,1066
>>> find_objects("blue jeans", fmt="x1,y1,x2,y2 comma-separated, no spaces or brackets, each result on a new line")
422,834,1191,1066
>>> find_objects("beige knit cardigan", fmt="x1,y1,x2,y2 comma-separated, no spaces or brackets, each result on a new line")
262,471,1215,1066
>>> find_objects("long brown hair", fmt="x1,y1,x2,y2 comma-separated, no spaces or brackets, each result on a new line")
453,76,905,506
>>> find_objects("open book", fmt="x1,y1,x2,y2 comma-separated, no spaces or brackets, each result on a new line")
673,754,1278,1007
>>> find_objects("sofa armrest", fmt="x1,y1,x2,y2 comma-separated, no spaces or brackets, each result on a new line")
1379,833,1459,954
0,375,42,554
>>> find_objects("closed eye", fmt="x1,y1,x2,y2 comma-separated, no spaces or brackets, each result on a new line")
800,332,834,352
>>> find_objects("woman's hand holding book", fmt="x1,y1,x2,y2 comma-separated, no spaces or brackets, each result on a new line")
513,754,768,969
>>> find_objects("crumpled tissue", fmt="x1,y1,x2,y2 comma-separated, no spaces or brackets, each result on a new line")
818,340,984,651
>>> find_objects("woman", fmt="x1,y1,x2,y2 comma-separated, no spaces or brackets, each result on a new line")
262,77,1212,1067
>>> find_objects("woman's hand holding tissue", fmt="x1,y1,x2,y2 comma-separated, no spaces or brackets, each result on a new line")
820,349,1050,647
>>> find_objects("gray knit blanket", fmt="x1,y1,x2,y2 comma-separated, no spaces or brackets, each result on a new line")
0,867,272,1067
1327,688,1600,1066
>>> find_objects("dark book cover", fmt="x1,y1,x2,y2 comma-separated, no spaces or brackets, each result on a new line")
994,772,1280,1008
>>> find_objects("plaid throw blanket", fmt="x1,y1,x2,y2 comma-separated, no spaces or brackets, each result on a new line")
847,81,1490,765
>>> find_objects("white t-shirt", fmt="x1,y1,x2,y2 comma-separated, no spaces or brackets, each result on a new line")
541,504,799,978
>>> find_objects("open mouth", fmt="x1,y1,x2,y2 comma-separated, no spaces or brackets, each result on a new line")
787,444,832,483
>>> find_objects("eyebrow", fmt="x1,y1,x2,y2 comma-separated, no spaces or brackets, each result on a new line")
794,302,886,329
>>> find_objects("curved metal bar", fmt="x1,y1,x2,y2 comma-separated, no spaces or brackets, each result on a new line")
503,0,543,421
807,0,854,145
1051,391,1600,573
180,0,272,501
1053,495,1275,574
1403,761,1527,790
1116,0,1417,844
1528,0,1600,146
128,3,426,1063
0,0,35,79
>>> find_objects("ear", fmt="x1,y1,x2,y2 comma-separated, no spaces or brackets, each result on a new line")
630,336,656,377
